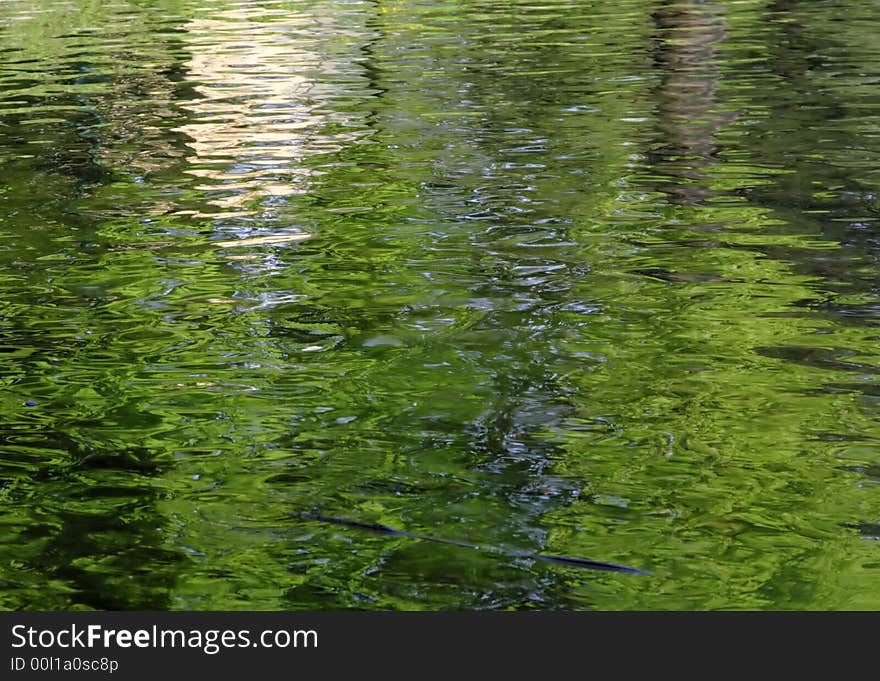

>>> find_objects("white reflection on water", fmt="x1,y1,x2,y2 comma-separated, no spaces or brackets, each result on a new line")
175,2,374,218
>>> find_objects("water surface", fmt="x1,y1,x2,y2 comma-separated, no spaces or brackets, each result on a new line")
1,0,880,610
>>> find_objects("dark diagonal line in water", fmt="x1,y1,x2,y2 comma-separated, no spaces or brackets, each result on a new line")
296,512,651,575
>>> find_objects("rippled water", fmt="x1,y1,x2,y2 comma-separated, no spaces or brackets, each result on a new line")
1,0,879,610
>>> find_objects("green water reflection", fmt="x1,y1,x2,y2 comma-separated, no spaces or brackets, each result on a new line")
1,0,879,610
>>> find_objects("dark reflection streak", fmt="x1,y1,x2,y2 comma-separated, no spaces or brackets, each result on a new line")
0,430,180,609
748,0,842,219
30,491,180,610
747,1,878,297
297,512,650,574
765,0,826,83
0,18,198,610
361,0,389,130
0,89,107,205
733,1,880,545
645,0,732,206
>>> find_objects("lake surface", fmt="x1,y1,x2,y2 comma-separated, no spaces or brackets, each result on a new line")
1,0,879,610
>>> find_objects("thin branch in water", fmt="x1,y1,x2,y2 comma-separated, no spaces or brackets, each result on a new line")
296,512,651,576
